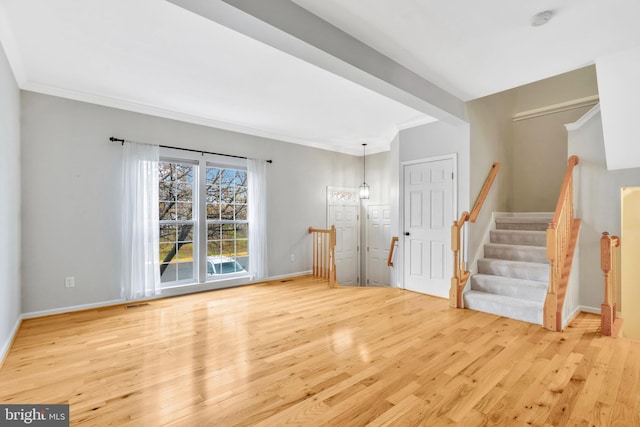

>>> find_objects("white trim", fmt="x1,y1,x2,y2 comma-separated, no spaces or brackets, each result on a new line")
577,305,601,315
564,104,601,131
19,271,313,320
264,271,313,281
0,316,22,367
21,299,127,319
563,305,583,329
512,95,600,122
396,116,438,131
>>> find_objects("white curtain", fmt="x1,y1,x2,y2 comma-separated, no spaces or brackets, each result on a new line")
247,159,268,281
121,142,161,299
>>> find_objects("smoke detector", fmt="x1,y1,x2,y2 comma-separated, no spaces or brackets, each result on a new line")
531,10,554,27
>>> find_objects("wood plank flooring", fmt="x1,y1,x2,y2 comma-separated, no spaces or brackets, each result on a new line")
1,275,639,426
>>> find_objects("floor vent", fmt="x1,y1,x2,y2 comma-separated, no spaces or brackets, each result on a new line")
125,303,150,309
280,279,294,283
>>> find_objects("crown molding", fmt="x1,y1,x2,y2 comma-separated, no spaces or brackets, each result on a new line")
564,104,601,131
513,95,600,122
22,80,393,156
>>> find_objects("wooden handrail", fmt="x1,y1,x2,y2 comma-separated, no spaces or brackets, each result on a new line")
601,232,622,336
309,226,337,287
387,236,399,267
449,163,499,308
543,155,580,331
469,162,500,223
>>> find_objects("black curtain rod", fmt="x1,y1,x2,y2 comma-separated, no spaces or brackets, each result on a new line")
109,137,272,163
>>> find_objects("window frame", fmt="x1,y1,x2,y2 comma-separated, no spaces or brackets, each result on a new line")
158,147,250,290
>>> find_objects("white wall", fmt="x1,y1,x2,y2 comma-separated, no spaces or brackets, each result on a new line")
567,106,640,311
0,41,21,361
389,134,400,286
597,46,640,170
20,91,361,314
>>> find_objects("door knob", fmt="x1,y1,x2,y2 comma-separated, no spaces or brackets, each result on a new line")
404,232,410,236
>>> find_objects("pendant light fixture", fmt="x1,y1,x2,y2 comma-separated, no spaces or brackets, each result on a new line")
359,143,370,199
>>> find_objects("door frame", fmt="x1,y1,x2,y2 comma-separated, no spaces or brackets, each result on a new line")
326,187,360,286
399,153,457,291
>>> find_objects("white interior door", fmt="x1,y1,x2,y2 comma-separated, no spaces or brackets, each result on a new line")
367,205,391,287
403,157,455,297
327,188,359,286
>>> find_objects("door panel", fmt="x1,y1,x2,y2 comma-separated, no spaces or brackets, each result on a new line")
330,204,359,286
367,205,391,287
403,158,454,297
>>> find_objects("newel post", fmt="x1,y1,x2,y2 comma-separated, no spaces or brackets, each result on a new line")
544,222,559,331
450,220,461,308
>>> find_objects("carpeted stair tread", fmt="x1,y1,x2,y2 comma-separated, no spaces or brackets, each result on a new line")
483,243,549,263
477,258,549,282
464,290,544,325
490,229,546,247
470,274,547,302
494,215,553,232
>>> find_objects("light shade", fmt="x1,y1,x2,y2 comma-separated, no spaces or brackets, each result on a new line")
359,182,370,199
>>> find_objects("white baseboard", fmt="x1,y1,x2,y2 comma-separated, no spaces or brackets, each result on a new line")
0,316,22,367
20,272,313,320
264,271,312,282
21,299,126,319
578,305,601,315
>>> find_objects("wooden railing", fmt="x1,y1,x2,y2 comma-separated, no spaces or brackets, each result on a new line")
543,155,581,331
601,232,622,337
450,162,500,308
387,236,399,267
309,226,337,287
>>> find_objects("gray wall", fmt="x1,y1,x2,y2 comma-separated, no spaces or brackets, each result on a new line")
568,108,640,311
20,91,361,314
466,90,515,266
0,41,21,359
511,66,599,212
512,106,593,211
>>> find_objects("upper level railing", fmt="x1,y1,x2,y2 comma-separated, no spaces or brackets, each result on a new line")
450,162,500,308
601,232,622,336
387,236,399,267
543,155,580,331
309,226,337,287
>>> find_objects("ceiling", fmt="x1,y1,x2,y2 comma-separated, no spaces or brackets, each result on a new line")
1,1,639,155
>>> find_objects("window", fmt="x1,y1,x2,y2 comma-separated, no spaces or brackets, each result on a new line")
159,161,196,285
205,167,248,279
158,154,249,288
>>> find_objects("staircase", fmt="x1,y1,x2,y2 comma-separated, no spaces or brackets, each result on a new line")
463,213,553,325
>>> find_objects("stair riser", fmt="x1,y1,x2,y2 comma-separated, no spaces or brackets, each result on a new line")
490,231,546,247
464,293,543,325
478,259,549,282
495,223,549,231
484,245,548,263
470,277,547,302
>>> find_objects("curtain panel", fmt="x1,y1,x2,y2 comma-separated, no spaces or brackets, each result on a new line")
121,142,161,299
247,159,268,281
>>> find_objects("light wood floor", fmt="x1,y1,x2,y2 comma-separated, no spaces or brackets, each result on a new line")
1,276,639,426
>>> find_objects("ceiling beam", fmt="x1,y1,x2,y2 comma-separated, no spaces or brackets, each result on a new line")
167,0,467,125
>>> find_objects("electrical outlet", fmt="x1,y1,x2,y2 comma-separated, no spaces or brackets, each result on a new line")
65,276,75,288
290,253,295,262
